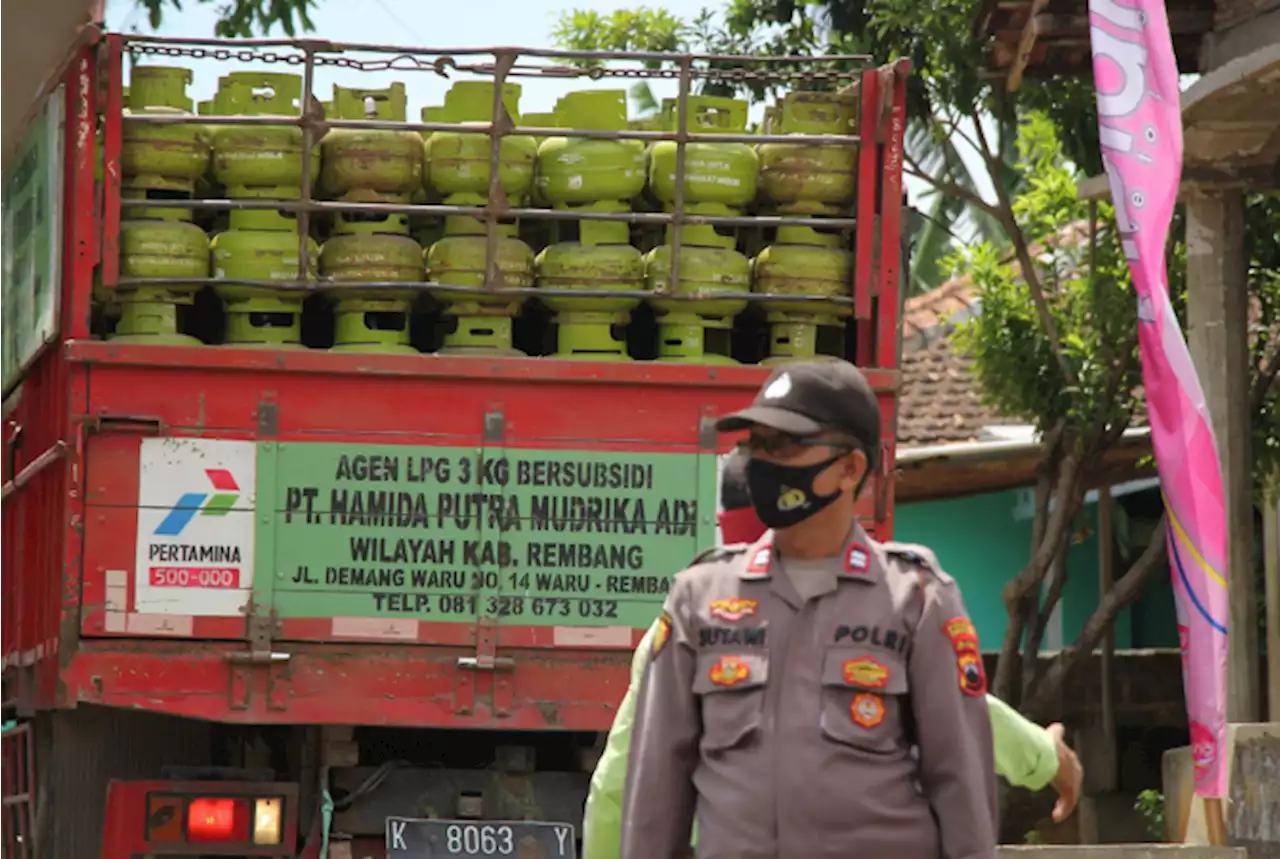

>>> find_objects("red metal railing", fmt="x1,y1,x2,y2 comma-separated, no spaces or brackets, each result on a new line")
1,723,35,859
1,47,94,706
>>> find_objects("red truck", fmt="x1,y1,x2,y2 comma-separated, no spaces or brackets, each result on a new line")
1,31,907,859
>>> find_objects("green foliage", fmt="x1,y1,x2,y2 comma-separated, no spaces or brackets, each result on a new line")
1134,789,1165,841
1246,193,1280,500
550,7,693,65
950,114,1141,443
136,0,317,37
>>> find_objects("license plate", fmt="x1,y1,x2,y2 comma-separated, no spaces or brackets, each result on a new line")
386,817,577,859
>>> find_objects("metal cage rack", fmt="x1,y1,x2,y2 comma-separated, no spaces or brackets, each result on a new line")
99,33,910,362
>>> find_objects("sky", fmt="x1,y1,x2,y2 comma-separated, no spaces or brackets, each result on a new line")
105,0,730,118
104,0,948,211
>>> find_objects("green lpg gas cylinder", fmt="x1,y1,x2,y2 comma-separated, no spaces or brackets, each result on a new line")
121,66,210,193
428,82,536,205
535,219,644,361
320,215,422,354
210,207,319,347
536,91,646,207
758,91,858,216
425,216,535,356
753,225,853,363
522,110,559,212
521,111,559,148
211,73,320,196
321,83,423,202
113,214,210,345
645,221,749,364
192,98,223,229
650,96,758,211
418,105,446,201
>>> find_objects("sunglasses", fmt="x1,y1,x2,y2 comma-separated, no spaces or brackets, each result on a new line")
737,432,857,460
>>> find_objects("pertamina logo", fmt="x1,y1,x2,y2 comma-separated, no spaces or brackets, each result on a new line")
148,468,244,589
154,468,241,536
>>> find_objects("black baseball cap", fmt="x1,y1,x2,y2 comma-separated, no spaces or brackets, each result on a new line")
716,359,881,452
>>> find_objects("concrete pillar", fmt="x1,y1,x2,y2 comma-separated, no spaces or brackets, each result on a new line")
1184,188,1259,723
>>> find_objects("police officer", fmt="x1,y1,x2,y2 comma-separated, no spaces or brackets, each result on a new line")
620,359,998,859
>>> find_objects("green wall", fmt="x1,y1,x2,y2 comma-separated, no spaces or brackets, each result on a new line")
894,488,1174,652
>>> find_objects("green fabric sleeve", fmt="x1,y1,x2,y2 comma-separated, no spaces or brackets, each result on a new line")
987,693,1060,791
581,622,654,859
582,621,699,859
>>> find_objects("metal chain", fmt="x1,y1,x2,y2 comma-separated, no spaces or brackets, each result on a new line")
124,43,858,84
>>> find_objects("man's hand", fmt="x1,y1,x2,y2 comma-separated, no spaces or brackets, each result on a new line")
1047,723,1083,822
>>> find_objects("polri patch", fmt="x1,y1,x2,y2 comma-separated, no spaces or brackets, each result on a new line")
710,597,758,622
851,692,886,728
652,611,673,657
708,655,751,688
842,656,889,689
957,651,987,696
845,543,870,574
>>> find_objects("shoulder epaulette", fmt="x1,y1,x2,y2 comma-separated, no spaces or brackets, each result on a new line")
882,541,952,583
687,543,749,567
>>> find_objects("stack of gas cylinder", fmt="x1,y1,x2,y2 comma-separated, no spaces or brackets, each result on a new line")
319,83,424,353
424,82,536,356
209,72,320,347
535,91,647,360
115,66,211,345
104,66,861,364
754,91,859,363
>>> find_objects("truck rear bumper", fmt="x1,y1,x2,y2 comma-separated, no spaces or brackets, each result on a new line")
63,640,632,729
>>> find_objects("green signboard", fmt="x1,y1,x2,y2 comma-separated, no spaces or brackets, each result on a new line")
258,442,717,628
2,84,65,394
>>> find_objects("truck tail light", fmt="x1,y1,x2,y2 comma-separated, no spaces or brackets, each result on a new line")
146,791,288,846
187,797,249,842
253,797,283,845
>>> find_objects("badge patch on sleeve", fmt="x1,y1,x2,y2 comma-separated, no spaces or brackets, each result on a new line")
956,651,987,696
652,612,673,657
709,598,758,622
708,655,751,688
842,657,889,688
942,617,979,652
851,692,886,728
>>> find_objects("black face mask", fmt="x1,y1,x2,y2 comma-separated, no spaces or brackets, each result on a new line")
746,454,844,530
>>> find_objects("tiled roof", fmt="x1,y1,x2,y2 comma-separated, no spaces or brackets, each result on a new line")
902,277,981,350
898,276,999,448
897,221,1097,448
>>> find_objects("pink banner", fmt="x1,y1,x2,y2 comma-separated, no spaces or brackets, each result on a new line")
1088,0,1230,797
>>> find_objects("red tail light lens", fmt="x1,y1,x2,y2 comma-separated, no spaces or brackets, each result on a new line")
186,797,250,842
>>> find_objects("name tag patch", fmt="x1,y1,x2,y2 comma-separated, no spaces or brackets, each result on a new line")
700,626,767,648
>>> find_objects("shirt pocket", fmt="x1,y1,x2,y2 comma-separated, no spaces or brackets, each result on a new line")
818,648,908,754
693,652,768,754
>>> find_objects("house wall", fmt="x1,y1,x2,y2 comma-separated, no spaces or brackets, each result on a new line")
894,487,1178,651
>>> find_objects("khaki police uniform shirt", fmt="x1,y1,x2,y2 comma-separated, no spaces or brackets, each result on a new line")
619,524,998,859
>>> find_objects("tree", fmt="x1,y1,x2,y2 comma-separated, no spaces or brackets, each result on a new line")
135,0,316,37
548,0,1070,294
952,114,1280,717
